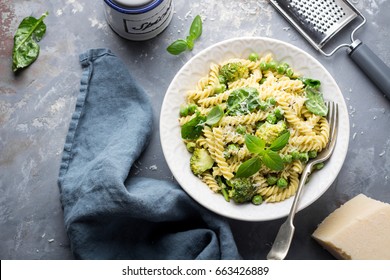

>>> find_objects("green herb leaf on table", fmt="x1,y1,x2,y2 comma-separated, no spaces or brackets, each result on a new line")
12,11,48,72
189,15,202,41
305,86,328,116
236,157,262,178
167,39,188,55
167,15,202,55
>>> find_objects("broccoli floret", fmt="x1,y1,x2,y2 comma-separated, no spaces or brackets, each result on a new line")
256,120,287,144
190,148,214,175
227,178,255,204
219,62,249,83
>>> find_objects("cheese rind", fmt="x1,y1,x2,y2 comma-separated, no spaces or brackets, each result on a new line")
312,194,390,260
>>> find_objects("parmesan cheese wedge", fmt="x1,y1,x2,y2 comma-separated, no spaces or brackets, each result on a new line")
312,194,390,260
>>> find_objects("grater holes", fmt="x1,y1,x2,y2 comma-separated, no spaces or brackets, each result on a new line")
289,0,346,34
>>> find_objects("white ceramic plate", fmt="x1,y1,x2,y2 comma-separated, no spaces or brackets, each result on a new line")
160,37,349,221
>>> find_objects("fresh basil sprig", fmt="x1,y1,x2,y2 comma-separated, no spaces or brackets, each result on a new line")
12,12,48,72
167,15,202,55
181,105,224,140
236,131,290,178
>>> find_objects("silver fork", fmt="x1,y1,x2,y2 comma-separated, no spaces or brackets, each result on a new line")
267,101,339,260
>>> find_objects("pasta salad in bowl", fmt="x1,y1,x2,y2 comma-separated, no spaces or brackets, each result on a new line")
160,37,349,221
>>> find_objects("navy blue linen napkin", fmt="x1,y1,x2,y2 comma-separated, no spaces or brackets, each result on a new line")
57,49,241,260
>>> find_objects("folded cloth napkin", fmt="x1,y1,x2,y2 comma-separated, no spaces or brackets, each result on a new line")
57,48,241,260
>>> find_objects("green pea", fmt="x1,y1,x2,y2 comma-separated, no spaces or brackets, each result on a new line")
291,151,300,160
252,195,263,205
281,154,293,164
314,163,325,170
267,176,278,186
308,150,318,159
266,113,277,124
286,68,294,77
268,61,277,71
277,178,288,188
236,125,246,135
274,107,284,120
299,152,309,163
276,63,289,74
259,101,269,111
260,62,269,71
179,105,189,117
267,97,276,105
187,104,197,114
214,83,227,94
249,52,259,62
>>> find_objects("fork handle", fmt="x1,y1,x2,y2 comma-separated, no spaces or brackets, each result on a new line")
267,167,312,260
348,40,390,99
266,219,295,260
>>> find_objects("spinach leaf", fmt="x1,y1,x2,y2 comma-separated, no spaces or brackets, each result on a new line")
205,105,224,126
226,87,261,116
12,12,48,72
181,105,222,140
300,78,321,89
305,86,328,116
181,115,206,140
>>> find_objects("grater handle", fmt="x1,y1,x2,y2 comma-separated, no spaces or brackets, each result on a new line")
348,41,390,99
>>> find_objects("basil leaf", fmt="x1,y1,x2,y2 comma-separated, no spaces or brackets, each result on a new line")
236,157,262,178
245,134,265,154
186,36,194,50
181,115,206,140
269,130,290,151
305,86,328,116
262,151,284,171
167,39,188,55
189,15,202,41
205,105,224,126
300,78,321,89
226,87,261,116
167,15,202,55
12,12,48,72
